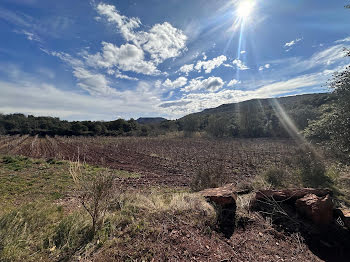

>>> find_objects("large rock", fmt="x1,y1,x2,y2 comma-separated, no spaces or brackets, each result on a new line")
199,184,237,238
254,188,332,203
295,194,333,226
199,183,237,206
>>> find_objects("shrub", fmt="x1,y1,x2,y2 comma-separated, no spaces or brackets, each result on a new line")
263,167,289,188
190,160,228,192
70,161,115,234
294,148,333,188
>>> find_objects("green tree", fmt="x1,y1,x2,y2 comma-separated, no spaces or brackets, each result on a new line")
305,51,350,159
182,116,199,137
206,116,227,138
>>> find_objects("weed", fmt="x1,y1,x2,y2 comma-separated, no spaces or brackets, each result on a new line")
263,167,290,188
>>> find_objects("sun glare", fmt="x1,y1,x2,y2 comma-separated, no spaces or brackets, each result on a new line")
237,0,255,20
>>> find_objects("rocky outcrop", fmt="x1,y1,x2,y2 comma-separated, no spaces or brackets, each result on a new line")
295,194,333,226
199,184,237,238
199,183,237,206
254,188,332,204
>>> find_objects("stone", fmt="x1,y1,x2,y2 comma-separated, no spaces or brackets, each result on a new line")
199,183,237,207
199,184,237,238
254,188,332,203
295,194,333,226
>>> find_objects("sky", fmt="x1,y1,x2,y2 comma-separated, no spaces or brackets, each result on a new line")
0,0,349,121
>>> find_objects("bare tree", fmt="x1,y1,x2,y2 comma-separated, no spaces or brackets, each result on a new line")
70,161,115,234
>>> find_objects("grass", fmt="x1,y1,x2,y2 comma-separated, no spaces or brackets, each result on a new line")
0,155,142,215
0,154,216,261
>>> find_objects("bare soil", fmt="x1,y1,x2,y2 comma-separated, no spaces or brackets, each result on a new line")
0,136,298,188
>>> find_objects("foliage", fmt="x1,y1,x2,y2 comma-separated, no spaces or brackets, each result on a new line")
305,51,350,159
190,159,228,192
294,148,333,188
263,167,289,188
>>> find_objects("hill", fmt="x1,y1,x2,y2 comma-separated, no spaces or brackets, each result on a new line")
177,93,335,138
136,117,167,124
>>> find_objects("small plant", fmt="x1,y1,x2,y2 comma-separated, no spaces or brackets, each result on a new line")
263,167,288,188
70,161,115,234
190,159,228,192
294,148,333,188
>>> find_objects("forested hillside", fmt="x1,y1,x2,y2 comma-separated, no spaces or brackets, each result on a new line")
178,93,335,138
0,93,335,138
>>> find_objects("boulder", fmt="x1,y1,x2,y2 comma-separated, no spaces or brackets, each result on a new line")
295,194,333,226
199,183,237,207
254,188,332,203
199,184,237,238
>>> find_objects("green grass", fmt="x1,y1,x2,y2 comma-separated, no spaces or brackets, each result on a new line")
0,154,215,261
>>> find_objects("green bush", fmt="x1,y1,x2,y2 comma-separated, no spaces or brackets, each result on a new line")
295,149,333,188
263,167,289,188
190,160,228,192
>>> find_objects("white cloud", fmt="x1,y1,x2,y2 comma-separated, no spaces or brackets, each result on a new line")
72,67,117,96
160,71,329,117
232,59,249,70
141,22,187,64
163,77,187,89
259,64,271,71
182,76,225,92
195,55,227,73
114,70,139,81
227,79,240,87
178,64,194,75
284,38,302,51
86,42,160,75
96,3,141,42
14,29,41,42
335,36,350,43
96,3,187,65
240,50,246,54
202,52,207,60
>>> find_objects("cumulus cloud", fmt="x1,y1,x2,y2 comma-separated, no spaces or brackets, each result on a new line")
195,55,227,73
227,79,240,87
141,22,188,64
162,77,187,89
232,59,249,70
86,42,160,75
182,76,225,92
96,3,187,65
240,50,246,54
96,3,141,42
259,64,271,71
178,64,194,75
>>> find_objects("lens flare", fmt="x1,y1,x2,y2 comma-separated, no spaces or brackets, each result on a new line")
237,0,255,20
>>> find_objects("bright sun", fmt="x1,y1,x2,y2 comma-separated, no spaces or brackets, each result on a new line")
237,0,255,20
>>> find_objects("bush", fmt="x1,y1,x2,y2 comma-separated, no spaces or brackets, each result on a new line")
295,149,333,188
190,160,228,192
263,167,289,188
70,161,115,235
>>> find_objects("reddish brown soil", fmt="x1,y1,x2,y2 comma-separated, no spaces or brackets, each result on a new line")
92,213,323,262
0,136,298,188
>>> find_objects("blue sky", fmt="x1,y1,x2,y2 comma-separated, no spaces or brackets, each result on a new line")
0,0,349,120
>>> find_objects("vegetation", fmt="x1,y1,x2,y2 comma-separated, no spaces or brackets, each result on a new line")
70,161,115,235
0,93,334,139
305,51,350,159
